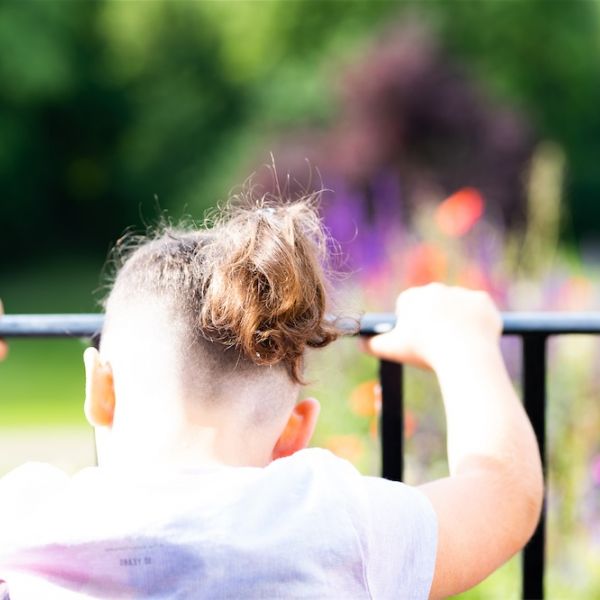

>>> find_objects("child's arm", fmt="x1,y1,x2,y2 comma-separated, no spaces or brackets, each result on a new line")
362,284,543,599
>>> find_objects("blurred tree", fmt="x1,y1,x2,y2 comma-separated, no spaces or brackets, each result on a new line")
0,1,248,268
415,0,600,241
327,19,537,230
1,0,599,274
0,0,399,271
252,1,600,243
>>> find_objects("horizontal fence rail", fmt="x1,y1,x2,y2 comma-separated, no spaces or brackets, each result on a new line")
3,312,600,338
0,314,104,338
3,312,600,598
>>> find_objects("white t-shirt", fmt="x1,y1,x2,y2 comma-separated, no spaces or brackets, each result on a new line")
0,449,437,599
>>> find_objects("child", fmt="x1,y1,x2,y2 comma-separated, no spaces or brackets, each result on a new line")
0,194,542,599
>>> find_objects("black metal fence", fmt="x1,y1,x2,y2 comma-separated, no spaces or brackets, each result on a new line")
3,312,600,599
360,312,600,600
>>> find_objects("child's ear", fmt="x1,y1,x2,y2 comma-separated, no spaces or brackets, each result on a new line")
83,347,115,428
272,397,320,460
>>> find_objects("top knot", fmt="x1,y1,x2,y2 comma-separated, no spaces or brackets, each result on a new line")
197,191,340,383
104,185,342,385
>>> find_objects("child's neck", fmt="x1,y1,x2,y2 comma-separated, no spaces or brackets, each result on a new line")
94,417,277,471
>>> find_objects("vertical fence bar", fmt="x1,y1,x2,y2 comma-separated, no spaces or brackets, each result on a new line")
380,360,404,482
522,334,547,600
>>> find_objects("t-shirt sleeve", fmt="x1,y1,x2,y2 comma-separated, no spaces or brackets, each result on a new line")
361,476,438,599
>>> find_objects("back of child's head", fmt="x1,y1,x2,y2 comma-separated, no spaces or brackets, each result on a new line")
100,191,341,426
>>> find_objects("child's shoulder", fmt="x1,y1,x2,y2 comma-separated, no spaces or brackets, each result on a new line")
270,447,361,479
0,462,70,532
0,461,69,493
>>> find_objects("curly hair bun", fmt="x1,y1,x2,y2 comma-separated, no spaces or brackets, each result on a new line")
199,196,339,383
106,191,341,384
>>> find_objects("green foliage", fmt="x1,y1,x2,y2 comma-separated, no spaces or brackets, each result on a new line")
0,0,400,269
2,0,600,271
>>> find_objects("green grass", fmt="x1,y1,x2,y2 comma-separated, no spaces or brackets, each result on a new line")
1,257,103,426
0,338,88,426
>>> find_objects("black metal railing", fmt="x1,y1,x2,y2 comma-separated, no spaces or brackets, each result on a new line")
360,312,600,600
3,312,600,599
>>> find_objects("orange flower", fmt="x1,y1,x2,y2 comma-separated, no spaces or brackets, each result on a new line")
404,409,417,439
325,435,365,463
350,380,381,417
369,415,379,439
457,264,490,292
404,243,448,287
368,410,417,440
370,409,416,439
435,187,484,237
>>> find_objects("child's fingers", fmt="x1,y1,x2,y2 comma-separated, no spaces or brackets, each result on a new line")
360,330,404,361
360,331,399,359
361,329,420,364
361,331,431,369
357,338,372,355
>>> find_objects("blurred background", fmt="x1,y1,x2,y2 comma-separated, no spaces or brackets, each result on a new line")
1,1,600,597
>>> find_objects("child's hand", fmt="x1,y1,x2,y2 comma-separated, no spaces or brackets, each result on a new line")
0,299,7,360
361,283,502,371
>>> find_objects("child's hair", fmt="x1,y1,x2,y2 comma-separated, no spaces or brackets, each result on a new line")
102,190,342,384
